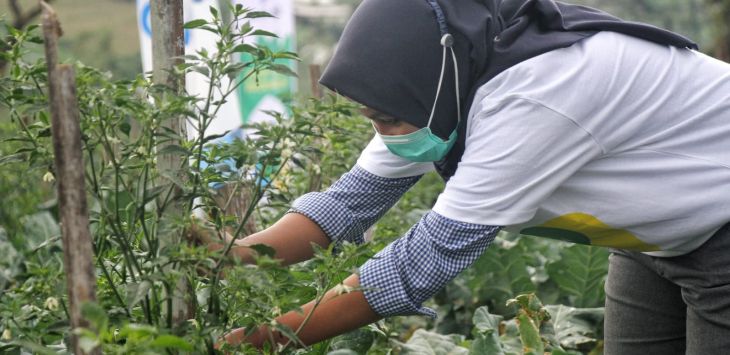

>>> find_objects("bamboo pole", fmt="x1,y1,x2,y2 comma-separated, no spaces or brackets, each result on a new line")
41,2,99,354
150,0,193,327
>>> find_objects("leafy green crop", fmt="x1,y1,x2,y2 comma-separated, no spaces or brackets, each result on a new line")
0,4,609,355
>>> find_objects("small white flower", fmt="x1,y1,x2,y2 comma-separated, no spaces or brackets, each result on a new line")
43,171,55,183
312,164,321,175
21,304,42,313
1,328,11,341
282,138,296,149
271,179,286,191
332,284,354,295
281,148,293,160
44,297,59,311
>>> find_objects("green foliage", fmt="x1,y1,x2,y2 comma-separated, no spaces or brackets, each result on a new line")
392,329,469,355
470,307,505,355
0,5,373,354
545,305,604,352
547,245,609,308
0,4,611,355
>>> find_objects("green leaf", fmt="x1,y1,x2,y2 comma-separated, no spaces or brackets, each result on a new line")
545,305,604,352
506,294,557,355
0,228,20,291
183,19,208,29
150,334,194,351
0,344,18,353
470,238,536,315
80,302,108,331
330,328,374,353
157,144,192,156
471,306,505,355
119,121,131,136
327,350,358,355
159,171,186,191
546,245,608,307
473,306,503,333
222,62,249,76
191,65,210,76
273,51,300,61
21,212,61,250
514,312,544,355
77,335,100,354
393,329,469,355
11,341,57,355
272,322,302,347
0,153,25,165
125,280,152,310
201,130,231,144
268,64,297,78
251,29,279,38
249,243,276,258
119,323,158,340
232,43,259,55
499,320,524,355
245,11,274,19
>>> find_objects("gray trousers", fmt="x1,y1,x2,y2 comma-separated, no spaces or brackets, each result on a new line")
604,223,730,354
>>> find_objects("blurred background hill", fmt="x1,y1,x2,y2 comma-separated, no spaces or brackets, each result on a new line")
1,0,142,79
1,0,725,86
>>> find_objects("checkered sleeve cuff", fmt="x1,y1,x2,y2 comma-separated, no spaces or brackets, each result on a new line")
359,211,501,319
289,191,364,245
288,165,421,245
360,243,438,318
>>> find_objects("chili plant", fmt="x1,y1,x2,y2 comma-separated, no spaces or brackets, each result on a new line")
0,5,378,354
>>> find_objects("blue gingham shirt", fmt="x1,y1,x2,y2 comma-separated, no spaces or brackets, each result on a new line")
290,165,501,318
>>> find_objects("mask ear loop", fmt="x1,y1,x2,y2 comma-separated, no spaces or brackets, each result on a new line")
448,39,461,124
425,38,448,129
426,34,461,129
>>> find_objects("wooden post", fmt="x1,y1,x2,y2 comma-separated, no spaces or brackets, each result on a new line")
212,183,257,237
307,64,324,192
150,0,193,327
308,64,323,99
41,3,99,354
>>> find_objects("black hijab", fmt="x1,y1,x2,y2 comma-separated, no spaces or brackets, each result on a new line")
320,0,697,181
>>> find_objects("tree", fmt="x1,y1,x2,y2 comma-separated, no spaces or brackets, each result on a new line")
706,0,730,60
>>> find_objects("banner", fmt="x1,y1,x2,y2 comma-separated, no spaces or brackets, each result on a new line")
230,0,297,126
136,0,295,139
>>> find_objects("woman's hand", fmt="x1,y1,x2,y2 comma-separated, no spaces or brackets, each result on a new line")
189,212,331,266
215,274,382,351
185,216,233,252
215,325,286,352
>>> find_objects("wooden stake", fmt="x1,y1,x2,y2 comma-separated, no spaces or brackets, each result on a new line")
212,182,257,236
307,64,324,192
41,2,98,354
309,64,323,99
150,0,193,327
